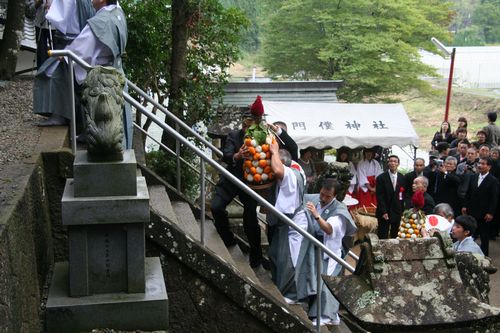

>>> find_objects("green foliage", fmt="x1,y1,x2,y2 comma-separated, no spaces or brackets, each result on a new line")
451,0,500,45
472,0,500,44
453,25,485,46
121,0,248,125
260,0,453,102
245,122,269,145
145,149,199,199
220,0,261,51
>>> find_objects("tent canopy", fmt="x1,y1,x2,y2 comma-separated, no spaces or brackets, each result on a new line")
263,101,419,150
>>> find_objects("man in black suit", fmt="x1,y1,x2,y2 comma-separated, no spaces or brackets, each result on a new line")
211,109,263,268
376,155,406,239
432,156,462,217
462,157,499,256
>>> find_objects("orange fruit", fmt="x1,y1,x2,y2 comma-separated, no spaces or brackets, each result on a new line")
264,166,272,174
253,174,261,183
248,146,256,155
244,160,252,168
253,153,261,161
268,172,274,180
406,233,411,238
245,138,252,146
266,152,271,159
259,160,267,168
261,144,269,152
250,167,257,175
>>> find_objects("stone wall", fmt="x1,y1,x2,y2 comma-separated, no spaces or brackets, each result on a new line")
0,158,51,332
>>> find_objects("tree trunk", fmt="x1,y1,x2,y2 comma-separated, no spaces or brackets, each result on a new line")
161,0,194,150
0,0,25,80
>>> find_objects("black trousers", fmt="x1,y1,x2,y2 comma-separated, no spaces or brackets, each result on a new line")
473,216,490,256
211,178,261,263
377,215,401,239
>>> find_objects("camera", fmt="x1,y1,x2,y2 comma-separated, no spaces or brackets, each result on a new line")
435,159,444,167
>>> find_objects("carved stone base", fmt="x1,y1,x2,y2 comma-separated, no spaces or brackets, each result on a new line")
45,258,168,332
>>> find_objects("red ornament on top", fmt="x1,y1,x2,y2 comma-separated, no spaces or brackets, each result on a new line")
250,95,264,118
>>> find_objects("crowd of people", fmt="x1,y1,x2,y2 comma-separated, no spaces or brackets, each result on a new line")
211,105,500,327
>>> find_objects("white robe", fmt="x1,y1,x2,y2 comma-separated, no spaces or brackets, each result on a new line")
46,5,116,84
46,0,80,35
275,167,307,267
322,215,347,275
356,159,382,192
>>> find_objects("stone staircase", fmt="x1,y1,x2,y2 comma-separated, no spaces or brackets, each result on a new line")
148,184,351,333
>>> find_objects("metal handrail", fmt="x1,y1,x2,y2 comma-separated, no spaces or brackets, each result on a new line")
126,79,223,157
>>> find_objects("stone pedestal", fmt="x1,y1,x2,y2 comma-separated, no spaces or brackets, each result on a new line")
46,258,168,332
62,176,149,296
46,149,168,331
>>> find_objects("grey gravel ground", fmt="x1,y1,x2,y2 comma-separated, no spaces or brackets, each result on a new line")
0,77,44,170
0,77,45,206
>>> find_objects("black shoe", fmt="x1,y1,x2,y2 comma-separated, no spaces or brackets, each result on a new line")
223,237,237,247
249,258,261,268
249,253,264,268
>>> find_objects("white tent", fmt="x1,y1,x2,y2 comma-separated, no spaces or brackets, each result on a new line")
263,101,419,150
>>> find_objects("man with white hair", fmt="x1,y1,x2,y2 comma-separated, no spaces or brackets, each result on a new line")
268,143,315,304
406,176,435,215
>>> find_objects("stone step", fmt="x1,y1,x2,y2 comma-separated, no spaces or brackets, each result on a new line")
171,200,236,267
149,185,178,225
226,245,260,286
251,266,331,333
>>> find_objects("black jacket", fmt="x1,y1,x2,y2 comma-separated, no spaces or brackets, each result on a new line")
276,129,298,162
375,171,405,219
465,173,499,219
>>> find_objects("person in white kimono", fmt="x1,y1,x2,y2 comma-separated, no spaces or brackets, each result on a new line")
356,148,382,207
268,143,315,304
33,0,95,126
305,178,357,326
34,0,132,148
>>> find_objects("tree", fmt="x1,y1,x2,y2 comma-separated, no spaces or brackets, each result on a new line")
0,0,25,80
260,0,453,102
472,0,500,44
121,0,248,148
453,25,485,46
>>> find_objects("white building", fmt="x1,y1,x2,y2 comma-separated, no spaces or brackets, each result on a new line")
421,46,500,89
